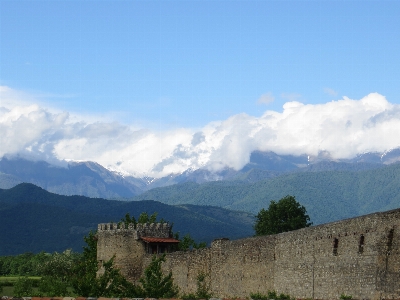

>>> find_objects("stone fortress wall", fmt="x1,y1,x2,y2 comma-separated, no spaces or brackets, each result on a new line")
97,209,400,300
97,222,172,280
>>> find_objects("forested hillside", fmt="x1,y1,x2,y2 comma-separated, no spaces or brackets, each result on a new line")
0,183,254,255
132,163,400,225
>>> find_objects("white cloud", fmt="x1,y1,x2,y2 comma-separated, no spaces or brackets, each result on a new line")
1,86,400,178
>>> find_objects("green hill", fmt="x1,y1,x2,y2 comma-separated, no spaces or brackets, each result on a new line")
0,183,254,256
132,163,400,225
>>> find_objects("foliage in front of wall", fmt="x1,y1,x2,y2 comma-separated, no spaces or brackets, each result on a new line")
181,271,212,300
340,293,353,300
139,254,179,298
250,290,294,300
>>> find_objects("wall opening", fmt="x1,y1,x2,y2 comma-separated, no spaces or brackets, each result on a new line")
333,238,339,256
358,235,365,254
387,228,394,254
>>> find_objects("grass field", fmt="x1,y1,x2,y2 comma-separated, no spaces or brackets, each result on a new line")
0,276,41,297
0,276,41,281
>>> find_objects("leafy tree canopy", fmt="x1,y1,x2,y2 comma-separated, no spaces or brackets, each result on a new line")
71,231,141,297
120,212,165,228
254,195,312,236
174,233,207,251
139,254,179,298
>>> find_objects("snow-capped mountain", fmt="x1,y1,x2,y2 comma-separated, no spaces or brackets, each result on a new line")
1,148,400,199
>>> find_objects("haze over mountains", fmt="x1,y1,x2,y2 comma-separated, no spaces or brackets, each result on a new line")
1,148,400,199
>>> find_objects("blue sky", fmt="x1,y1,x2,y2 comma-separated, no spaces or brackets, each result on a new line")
2,0,399,128
1,1,400,177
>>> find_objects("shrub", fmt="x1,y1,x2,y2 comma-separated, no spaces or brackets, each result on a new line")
139,254,179,298
13,277,34,297
340,294,353,300
181,272,212,300
37,276,69,297
251,290,294,300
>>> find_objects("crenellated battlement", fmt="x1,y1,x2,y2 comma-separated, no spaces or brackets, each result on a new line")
97,222,172,239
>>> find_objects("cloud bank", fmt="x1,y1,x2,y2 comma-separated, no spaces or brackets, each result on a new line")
1,86,400,178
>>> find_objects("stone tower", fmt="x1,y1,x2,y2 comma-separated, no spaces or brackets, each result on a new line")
97,222,179,282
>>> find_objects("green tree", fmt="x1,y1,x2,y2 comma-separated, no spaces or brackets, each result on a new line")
121,212,137,228
71,231,99,296
95,256,141,297
71,231,141,297
140,254,179,298
174,233,207,251
254,195,312,236
138,212,159,224
13,277,34,297
181,271,212,300
194,272,212,299
38,276,69,297
121,212,165,228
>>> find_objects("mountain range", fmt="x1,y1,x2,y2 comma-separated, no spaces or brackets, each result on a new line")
2,149,400,199
2,149,400,255
132,162,400,225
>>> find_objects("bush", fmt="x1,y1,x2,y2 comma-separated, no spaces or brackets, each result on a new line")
181,272,212,300
340,294,353,300
251,290,294,300
139,254,179,298
0,280,14,287
181,293,198,300
38,276,69,297
13,277,34,297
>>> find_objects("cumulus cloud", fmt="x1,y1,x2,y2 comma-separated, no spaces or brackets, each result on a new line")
1,85,400,178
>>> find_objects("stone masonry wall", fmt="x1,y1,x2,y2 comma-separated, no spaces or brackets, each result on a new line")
159,209,400,299
97,209,400,299
97,222,173,282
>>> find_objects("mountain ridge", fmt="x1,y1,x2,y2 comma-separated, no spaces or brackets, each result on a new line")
132,162,400,225
0,183,254,256
1,149,398,199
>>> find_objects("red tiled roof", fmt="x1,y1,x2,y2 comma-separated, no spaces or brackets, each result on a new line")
141,237,180,243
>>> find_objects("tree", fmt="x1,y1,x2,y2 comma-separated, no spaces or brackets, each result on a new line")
174,233,207,251
120,212,164,228
71,231,141,297
194,272,212,299
13,277,34,297
254,195,312,236
71,231,99,296
38,276,69,297
139,254,179,298
37,249,79,296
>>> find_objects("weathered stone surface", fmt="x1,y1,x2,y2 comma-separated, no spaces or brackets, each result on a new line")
97,209,400,299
